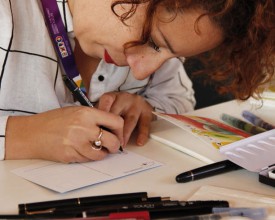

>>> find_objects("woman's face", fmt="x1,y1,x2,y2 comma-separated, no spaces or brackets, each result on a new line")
69,0,223,80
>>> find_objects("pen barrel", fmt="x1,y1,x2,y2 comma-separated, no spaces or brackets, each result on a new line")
51,200,228,218
256,122,275,130
242,110,275,130
221,113,266,135
53,200,179,216
85,202,228,219
193,161,241,180
176,160,242,183
19,192,148,214
149,206,223,219
62,75,93,107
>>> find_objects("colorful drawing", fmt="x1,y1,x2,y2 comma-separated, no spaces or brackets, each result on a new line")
157,113,251,149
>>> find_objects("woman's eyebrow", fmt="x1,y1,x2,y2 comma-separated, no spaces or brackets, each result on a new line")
159,30,177,54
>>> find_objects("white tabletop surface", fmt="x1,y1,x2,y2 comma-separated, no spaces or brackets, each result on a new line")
1,100,275,214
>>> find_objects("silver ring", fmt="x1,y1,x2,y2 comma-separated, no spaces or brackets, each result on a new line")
91,128,103,151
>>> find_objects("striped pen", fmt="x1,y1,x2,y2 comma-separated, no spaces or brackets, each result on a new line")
242,110,275,131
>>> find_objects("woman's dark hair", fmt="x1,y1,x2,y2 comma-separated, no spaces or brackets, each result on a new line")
111,0,275,100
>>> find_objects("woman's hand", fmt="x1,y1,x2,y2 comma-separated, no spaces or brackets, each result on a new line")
5,106,124,163
97,92,155,147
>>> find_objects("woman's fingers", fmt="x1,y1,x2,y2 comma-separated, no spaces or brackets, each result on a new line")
5,106,124,163
69,126,122,162
92,108,124,145
136,113,152,146
97,92,154,146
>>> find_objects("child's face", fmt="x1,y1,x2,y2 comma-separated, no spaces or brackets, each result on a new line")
71,1,223,79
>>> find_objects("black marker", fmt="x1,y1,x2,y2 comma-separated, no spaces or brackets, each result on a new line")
68,200,228,215
73,201,228,219
19,192,148,214
29,200,228,218
63,75,94,107
63,75,123,152
176,160,242,183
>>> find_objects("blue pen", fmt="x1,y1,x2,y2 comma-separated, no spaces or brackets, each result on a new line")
213,207,267,220
242,110,275,131
176,208,267,220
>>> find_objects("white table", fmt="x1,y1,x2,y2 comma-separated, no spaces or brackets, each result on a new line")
1,100,274,214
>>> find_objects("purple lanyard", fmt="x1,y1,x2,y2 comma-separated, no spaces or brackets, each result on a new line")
40,0,93,106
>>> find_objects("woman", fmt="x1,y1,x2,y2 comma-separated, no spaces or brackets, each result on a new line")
0,0,274,163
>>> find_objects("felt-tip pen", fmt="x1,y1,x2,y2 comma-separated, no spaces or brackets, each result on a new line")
63,75,123,152
63,200,229,218
63,75,93,107
165,207,267,220
22,200,228,218
19,192,149,214
221,113,266,135
52,200,228,215
242,110,275,131
176,160,242,183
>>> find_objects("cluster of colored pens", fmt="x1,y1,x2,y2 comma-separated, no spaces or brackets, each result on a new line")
221,110,275,136
0,192,232,219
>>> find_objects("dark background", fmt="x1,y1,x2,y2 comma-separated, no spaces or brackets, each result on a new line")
184,58,234,109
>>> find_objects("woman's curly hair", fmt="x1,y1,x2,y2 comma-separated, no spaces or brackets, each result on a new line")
111,0,275,100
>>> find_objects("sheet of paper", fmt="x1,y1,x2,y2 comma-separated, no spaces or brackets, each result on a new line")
12,150,162,193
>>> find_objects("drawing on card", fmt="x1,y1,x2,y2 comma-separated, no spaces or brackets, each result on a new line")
154,113,250,149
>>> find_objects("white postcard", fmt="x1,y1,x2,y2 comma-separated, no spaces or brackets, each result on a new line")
12,150,162,193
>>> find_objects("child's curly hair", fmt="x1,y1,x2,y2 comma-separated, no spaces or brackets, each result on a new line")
112,0,275,100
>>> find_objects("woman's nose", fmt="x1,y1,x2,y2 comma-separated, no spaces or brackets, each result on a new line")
125,46,172,80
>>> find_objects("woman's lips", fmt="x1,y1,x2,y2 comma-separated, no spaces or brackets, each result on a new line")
104,50,117,65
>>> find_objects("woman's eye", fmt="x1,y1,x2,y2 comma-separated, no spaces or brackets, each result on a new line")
148,37,160,52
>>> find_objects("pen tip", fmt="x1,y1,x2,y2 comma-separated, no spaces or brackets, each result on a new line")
119,146,123,152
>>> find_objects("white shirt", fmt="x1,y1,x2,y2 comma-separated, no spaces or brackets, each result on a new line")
0,0,195,159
